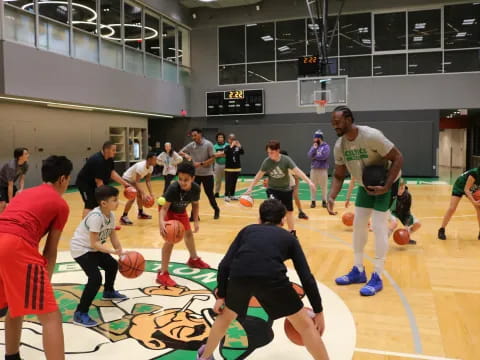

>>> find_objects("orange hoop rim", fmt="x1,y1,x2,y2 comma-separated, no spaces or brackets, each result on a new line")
314,99,327,106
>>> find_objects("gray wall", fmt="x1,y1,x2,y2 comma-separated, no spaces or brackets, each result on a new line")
143,0,191,25
154,110,439,177
1,41,190,116
0,102,147,188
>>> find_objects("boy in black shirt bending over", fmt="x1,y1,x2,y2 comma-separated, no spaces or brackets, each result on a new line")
197,199,329,360
390,178,421,245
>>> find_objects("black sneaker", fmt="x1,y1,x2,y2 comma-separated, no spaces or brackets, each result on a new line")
438,228,446,240
310,201,316,208
298,211,309,220
322,200,327,208
214,193,219,198
214,209,220,220
408,239,417,245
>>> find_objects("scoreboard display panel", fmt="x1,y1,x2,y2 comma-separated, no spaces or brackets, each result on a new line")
206,89,264,116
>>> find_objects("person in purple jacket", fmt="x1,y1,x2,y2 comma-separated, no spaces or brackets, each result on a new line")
308,130,330,208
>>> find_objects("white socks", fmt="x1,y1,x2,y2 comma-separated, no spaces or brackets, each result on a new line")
371,210,390,275
353,207,372,273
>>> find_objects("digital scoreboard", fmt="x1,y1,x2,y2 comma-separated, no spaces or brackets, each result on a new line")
298,56,320,76
206,89,264,116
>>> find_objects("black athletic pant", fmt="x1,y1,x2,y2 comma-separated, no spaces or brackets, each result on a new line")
194,175,219,211
163,174,175,194
225,171,240,197
74,252,118,313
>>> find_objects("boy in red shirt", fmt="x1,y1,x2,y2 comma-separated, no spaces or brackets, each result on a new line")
0,155,72,360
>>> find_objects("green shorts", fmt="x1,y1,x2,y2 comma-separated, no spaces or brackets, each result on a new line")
355,181,398,212
452,177,466,197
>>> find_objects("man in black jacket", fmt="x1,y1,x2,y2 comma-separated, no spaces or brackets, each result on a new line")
224,133,245,201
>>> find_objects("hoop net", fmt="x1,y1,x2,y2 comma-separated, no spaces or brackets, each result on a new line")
314,100,327,114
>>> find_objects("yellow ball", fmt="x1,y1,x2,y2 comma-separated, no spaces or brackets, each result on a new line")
157,196,166,206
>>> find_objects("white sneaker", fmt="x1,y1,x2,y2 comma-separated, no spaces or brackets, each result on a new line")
224,196,231,202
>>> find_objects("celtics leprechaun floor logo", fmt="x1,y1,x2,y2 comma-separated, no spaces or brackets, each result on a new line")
0,250,356,360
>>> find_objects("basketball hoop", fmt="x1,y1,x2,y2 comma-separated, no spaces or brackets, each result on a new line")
314,100,327,114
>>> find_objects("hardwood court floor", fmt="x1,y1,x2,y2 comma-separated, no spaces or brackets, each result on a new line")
54,178,479,360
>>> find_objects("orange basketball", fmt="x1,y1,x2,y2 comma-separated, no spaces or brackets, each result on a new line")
473,189,480,201
143,195,155,208
164,220,185,244
393,229,410,245
124,187,137,200
239,195,254,208
342,212,354,226
284,307,315,346
118,251,145,279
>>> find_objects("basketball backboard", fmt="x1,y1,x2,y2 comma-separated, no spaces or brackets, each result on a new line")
298,76,348,109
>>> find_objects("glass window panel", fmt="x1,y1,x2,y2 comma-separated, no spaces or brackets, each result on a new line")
218,25,245,64
180,66,191,87
73,29,99,63
276,19,306,60
100,39,122,69
145,53,162,79
124,2,142,50
339,12,371,56
340,56,371,77
444,3,480,49
38,0,69,24
444,49,480,72
125,47,143,75
247,62,275,83
178,28,190,67
408,52,442,74
38,18,70,55
163,21,176,62
373,54,406,76
4,6,35,46
7,0,34,12
374,12,406,51
277,60,298,81
100,0,121,43
163,60,177,82
408,9,441,50
219,64,245,85
72,0,97,34
307,17,338,57
247,22,274,62
145,13,160,56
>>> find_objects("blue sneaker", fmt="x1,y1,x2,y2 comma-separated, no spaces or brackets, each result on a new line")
102,290,128,300
335,266,367,285
73,311,98,327
360,272,383,296
197,345,215,360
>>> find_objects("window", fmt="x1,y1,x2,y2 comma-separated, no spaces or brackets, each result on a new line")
124,2,142,50
277,61,298,81
100,0,121,43
340,13,372,55
4,5,35,46
247,62,275,83
374,12,406,51
38,0,69,24
276,19,306,60
444,3,480,49
219,65,246,85
247,22,274,62
340,56,371,77
444,49,480,72
72,0,97,34
408,52,442,74
373,54,406,76
408,9,441,50
178,27,190,67
219,25,245,64
307,17,338,57
6,0,33,12
163,20,176,62
145,13,160,56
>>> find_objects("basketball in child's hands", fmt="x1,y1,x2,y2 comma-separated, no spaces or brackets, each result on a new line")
473,189,480,201
342,212,354,226
124,187,137,200
284,307,315,346
163,220,185,244
239,195,254,208
143,195,155,208
393,229,410,245
119,251,145,279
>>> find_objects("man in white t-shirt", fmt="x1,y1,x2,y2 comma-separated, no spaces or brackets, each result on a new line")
327,106,403,297
120,152,157,225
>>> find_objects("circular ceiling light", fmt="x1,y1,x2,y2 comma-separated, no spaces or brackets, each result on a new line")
21,1,97,22
102,24,159,41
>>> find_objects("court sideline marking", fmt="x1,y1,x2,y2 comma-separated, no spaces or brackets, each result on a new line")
354,348,460,360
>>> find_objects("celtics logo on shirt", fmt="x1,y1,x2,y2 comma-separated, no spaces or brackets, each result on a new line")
344,148,368,161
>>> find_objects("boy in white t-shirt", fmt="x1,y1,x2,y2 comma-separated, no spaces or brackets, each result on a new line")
120,152,157,225
70,185,127,327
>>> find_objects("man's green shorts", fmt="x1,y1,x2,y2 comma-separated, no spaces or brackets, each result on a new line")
355,181,398,212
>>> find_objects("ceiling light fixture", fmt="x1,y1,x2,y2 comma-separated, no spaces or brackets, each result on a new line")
415,23,426,29
413,36,423,42
456,32,467,37
462,19,475,25
278,46,290,52
22,1,97,22
261,35,273,41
